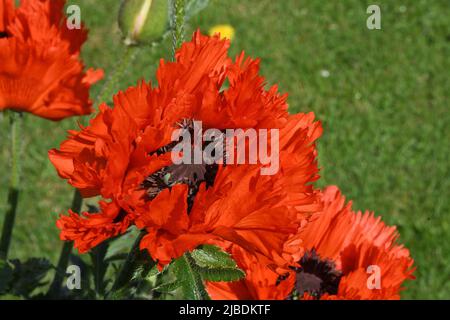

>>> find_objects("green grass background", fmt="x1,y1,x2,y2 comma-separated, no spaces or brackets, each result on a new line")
0,0,449,299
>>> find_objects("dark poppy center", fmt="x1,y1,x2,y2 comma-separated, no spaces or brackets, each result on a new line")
0,31,9,38
141,119,220,212
291,249,342,299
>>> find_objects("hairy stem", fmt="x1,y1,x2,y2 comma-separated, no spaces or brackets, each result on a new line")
96,45,139,105
110,231,147,295
47,190,82,297
172,0,185,58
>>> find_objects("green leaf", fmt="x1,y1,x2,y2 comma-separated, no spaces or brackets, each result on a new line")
197,266,245,282
172,253,210,300
145,264,161,279
191,245,238,269
153,280,182,294
108,259,158,300
9,258,53,298
190,245,245,283
0,259,14,294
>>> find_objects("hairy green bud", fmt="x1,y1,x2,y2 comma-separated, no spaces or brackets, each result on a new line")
118,0,169,46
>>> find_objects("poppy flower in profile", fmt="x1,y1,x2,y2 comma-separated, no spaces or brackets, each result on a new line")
207,186,415,300
49,31,322,268
292,186,415,300
0,0,103,120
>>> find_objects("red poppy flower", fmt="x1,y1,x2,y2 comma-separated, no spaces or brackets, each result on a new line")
294,186,415,300
50,31,322,268
208,186,415,300
0,0,103,120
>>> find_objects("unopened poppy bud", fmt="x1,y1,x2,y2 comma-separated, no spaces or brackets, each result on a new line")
118,0,169,46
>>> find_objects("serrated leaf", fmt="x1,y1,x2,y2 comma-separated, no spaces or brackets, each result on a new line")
108,286,129,300
145,264,161,279
190,246,245,282
172,254,210,300
191,245,237,269
153,280,182,294
198,266,245,282
131,264,148,281
0,259,14,294
9,258,53,297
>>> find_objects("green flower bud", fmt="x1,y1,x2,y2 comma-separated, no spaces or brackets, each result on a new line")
118,0,169,46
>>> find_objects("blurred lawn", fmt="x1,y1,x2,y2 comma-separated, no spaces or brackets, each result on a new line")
0,0,449,299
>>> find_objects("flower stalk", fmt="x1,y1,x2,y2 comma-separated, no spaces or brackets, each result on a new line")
96,45,139,105
110,230,147,294
172,0,185,59
0,111,22,260
47,190,82,297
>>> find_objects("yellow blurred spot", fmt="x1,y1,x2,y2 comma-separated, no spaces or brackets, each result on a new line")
209,24,235,41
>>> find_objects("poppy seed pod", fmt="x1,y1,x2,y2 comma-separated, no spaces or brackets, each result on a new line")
118,0,169,46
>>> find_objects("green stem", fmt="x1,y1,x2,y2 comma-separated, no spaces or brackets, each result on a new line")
47,190,82,297
0,112,22,260
172,0,185,59
96,45,139,105
110,231,146,295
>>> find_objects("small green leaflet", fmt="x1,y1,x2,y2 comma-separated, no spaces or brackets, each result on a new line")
191,245,245,282
168,246,245,300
